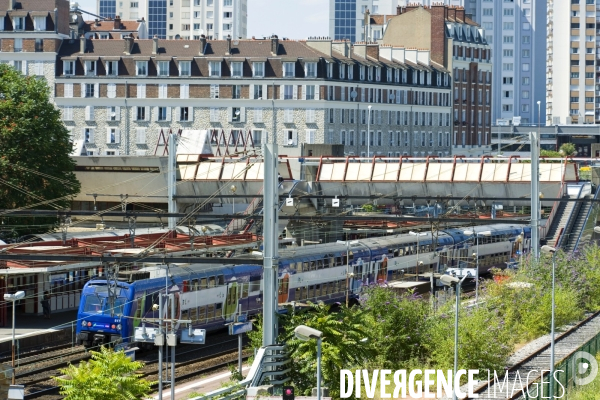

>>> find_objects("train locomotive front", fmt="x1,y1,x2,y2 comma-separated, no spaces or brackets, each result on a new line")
76,280,133,347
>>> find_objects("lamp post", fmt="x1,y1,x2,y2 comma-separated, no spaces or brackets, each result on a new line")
541,245,557,399
409,231,426,281
463,230,491,304
440,273,470,400
294,325,323,400
4,291,25,385
230,184,237,216
367,105,372,159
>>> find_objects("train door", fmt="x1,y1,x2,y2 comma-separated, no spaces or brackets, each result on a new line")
376,256,389,283
165,290,181,327
225,280,239,321
352,259,366,293
278,273,290,304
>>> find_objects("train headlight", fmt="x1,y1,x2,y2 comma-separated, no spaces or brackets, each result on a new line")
111,324,116,329
87,322,92,327
117,324,122,331
82,320,87,327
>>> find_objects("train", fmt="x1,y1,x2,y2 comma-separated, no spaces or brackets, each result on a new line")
75,223,531,348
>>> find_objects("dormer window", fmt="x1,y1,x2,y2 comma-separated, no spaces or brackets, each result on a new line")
99,33,109,39
394,68,400,83
283,62,295,78
253,62,264,77
33,16,46,31
386,68,392,82
209,61,221,77
339,63,345,79
106,60,118,76
63,60,75,76
348,65,353,80
85,60,96,76
375,67,381,81
231,61,242,77
136,61,148,76
179,61,191,76
12,17,24,31
157,60,169,76
359,66,365,81
326,62,333,79
367,66,373,81
305,62,317,78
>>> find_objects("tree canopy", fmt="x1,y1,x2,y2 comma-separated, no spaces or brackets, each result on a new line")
0,64,80,237
54,347,153,400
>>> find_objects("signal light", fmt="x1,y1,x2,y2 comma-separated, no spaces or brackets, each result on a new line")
87,322,92,327
282,386,294,400
111,324,116,329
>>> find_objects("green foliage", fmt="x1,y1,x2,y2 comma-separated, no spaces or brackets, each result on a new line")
360,204,377,213
228,364,244,382
53,346,153,400
568,352,600,400
559,143,577,157
0,64,80,236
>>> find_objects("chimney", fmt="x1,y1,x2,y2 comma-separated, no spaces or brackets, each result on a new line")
199,34,207,55
114,15,121,30
79,35,86,53
123,34,134,55
8,0,14,10
226,34,231,55
456,8,465,22
152,35,158,55
271,34,279,56
94,18,100,27
366,43,379,61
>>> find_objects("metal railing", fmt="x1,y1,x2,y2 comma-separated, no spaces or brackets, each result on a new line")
572,185,600,251
556,185,585,249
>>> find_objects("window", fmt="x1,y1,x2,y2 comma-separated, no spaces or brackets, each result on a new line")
586,72,594,78
231,62,242,77
84,128,94,143
131,1,138,7
107,84,116,99
209,61,221,77
157,61,169,76
305,129,315,144
253,84,263,99
251,129,262,144
12,17,24,31
283,85,294,100
136,61,148,76
231,107,242,122
522,22,530,31
210,84,219,99
179,61,190,76
224,0,232,5
503,63,513,71
522,49,530,58
157,107,168,121
207,11,213,18
305,62,317,78
522,36,530,44
223,12,232,18
63,106,73,121
503,36,513,44
180,107,190,121
571,96,580,102
223,23,232,31
305,85,316,100
64,83,73,98
84,61,96,76
522,77,530,85
106,127,119,144
522,104,529,112
503,77,513,84
254,108,263,123
33,16,46,31
253,62,264,77
483,8,492,16
232,85,241,99
283,62,295,78
306,109,316,123
106,60,118,75
64,61,75,76
158,84,167,99
136,106,146,121
522,91,530,99
503,49,513,57
522,63,530,71
503,22,513,30
85,84,95,98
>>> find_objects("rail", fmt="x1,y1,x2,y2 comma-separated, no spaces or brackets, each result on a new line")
556,185,584,249
572,185,600,251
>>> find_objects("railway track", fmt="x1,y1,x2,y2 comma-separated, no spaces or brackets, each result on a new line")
468,310,600,399
23,332,247,399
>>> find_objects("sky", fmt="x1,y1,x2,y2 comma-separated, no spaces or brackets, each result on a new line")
75,0,329,39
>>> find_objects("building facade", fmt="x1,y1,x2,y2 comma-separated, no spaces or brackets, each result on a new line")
54,35,452,158
329,0,397,43
380,5,492,155
546,0,600,126
98,0,247,40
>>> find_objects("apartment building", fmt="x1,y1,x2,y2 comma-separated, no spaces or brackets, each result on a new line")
69,13,148,40
53,35,452,158
381,5,492,154
98,0,247,40
547,0,599,125
468,0,545,126
0,0,70,97
329,0,397,43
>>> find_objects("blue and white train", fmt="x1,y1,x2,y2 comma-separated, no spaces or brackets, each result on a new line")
75,223,531,347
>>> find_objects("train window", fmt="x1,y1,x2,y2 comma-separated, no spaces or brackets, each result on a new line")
183,280,190,293
216,303,222,319
295,262,302,272
189,307,197,322
330,257,335,267
242,283,249,298
303,262,309,271
308,285,314,299
327,282,333,295
317,260,323,270
200,278,207,289
398,248,404,256
198,306,206,322
207,304,215,321
181,309,188,321
295,287,301,300
323,258,330,268
209,277,216,288
310,261,317,271
217,275,224,285
315,284,321,297
249,280,260,292
192,279,199,291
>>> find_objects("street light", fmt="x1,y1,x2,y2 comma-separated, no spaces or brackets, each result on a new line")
294,325,323,400
463,230,491,305
230,184,237,216
409,231,427,282
367,105,372,159
4,291,25,385
541,245,557,400
439,273,471,400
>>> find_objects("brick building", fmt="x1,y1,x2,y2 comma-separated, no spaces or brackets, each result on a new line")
380,4,492,155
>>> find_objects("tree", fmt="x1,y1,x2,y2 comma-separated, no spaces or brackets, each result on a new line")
0,64,80,237
559,143,576,157
54,346,153,400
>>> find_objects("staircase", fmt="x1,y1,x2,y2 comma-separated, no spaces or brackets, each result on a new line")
225,187,264,235
566,193,595,252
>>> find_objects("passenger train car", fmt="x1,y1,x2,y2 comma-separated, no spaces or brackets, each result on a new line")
76,223,531,347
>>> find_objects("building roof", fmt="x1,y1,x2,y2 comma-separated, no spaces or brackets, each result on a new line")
84,18,142,32
58,37,330,59
369,15,396,26
0,0,60,12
